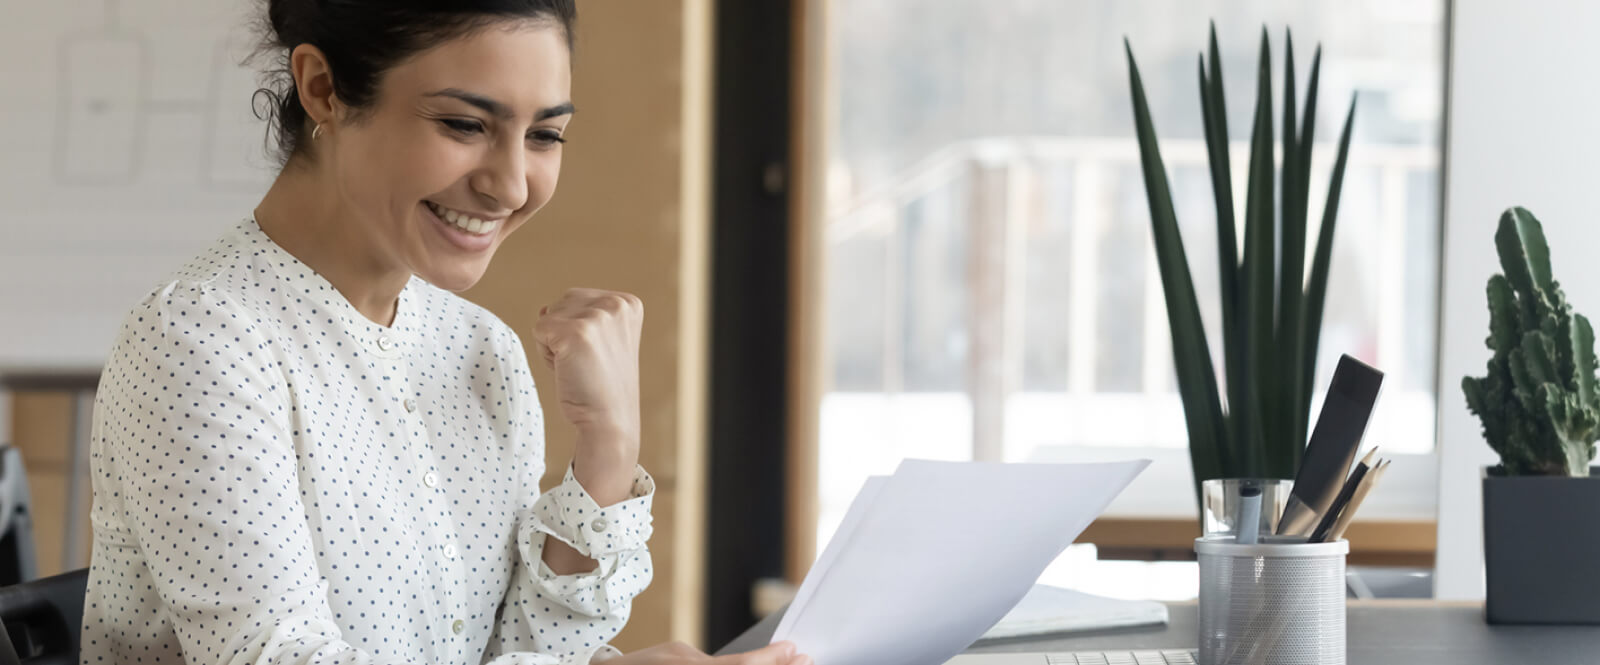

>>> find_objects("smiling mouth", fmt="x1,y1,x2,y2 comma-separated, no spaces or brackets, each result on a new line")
425,200,500,236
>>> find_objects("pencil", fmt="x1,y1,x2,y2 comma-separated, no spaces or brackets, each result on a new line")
1308,448,1380,543
1328,458,1390,542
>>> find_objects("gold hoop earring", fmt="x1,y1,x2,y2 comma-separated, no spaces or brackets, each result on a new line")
312,123,324,141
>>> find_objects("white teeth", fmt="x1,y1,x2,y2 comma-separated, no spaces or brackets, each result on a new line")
427,201,498,236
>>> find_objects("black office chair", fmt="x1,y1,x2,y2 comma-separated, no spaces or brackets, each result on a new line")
0,441,85,665
0,568,88,665
0,446,38,587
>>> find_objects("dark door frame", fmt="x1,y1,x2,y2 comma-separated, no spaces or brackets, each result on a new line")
705,0,794,650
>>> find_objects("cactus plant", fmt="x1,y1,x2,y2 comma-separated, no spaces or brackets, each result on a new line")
1462,207,1600,477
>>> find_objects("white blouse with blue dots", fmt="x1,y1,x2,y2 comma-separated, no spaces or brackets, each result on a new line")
80,219,654,665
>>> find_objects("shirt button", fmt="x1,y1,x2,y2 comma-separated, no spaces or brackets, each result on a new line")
443,543,457,559
377,335,394,351
404,398,418,413
451,619,465,635
422,471,439,488
591,517,609,533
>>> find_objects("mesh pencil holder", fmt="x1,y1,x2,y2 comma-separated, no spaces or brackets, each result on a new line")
1195,535,1348,665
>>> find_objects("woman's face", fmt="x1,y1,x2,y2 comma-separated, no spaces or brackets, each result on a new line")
329,21,573,292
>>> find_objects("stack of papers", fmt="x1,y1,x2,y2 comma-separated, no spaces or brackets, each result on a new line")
773,459,1150,665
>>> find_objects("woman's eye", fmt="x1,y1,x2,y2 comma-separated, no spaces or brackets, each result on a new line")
440,118,484,135
529,130,567,148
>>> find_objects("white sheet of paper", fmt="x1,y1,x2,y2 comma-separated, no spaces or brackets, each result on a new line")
774,475,887,639
772,459,1150,665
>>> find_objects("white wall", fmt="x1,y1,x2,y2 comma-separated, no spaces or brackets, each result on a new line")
0,1,272,440
1435,0,1600,600
0,1,272,372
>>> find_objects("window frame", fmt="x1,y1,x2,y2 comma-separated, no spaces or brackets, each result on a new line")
781,0,1451,583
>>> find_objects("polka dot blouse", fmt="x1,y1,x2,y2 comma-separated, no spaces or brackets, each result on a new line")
80,219,655,665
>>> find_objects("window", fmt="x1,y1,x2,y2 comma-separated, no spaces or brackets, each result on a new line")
815,1,1447,554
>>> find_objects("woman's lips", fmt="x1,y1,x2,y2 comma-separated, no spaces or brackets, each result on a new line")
422,201,498,252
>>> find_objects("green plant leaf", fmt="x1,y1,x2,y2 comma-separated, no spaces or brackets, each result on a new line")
1296,46,1323,212
1286,45,1323,471
1199,22,1241,455
1126,39,1228,495
1240,27,1276,477
1302,96,1358,414
1277,29,1307,475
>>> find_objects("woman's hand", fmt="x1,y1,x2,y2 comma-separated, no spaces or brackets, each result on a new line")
604,641,812,665
533,288,644,505
534,288,644,437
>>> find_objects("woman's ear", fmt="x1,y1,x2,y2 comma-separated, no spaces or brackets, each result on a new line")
289,43,345,129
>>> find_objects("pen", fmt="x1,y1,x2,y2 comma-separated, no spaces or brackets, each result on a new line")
1309,448,1379,543
1328,458,1390,542
1236,485,1262,545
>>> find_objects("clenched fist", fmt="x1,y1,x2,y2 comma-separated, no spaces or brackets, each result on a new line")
533,288,643,435
533,288,644,505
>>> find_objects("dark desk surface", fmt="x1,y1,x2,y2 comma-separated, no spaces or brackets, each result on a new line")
719,600,1600,665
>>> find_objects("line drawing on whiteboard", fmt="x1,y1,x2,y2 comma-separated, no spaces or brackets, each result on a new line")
53,0,270,190
54,33,146,186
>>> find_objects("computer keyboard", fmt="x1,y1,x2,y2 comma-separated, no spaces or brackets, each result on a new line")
1044,650,1198,665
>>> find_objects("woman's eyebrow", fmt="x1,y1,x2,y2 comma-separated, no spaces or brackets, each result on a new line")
536,102,576,121
424,88,576,122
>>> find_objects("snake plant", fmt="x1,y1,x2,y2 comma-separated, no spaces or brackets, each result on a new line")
1124,25,1357,500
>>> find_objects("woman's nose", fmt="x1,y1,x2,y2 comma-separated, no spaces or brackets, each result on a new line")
472,146,529,213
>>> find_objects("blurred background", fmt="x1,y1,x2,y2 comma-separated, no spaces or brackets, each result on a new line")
4,0,1600,654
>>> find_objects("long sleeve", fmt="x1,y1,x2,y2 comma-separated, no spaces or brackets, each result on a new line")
83,219,652,665
90,282,412,665
481,347,655,665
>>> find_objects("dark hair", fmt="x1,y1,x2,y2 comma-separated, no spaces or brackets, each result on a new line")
251,0,576,167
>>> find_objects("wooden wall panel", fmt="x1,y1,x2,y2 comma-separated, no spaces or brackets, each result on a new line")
7,392,91,577
465,0,712,650
785,0,829,583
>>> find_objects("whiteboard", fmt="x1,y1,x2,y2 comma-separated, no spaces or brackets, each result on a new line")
0,0,275,370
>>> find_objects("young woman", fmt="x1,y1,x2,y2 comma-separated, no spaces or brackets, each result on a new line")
79,2,809,664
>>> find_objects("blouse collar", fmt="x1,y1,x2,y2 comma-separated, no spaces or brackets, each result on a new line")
238,217,419,359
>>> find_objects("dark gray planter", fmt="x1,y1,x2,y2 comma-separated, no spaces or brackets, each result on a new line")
1482,466,1600,624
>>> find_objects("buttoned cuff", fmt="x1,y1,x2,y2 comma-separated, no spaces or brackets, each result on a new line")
531,464,654,558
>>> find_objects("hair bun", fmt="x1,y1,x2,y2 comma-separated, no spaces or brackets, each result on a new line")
266,0,319,44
